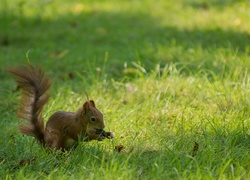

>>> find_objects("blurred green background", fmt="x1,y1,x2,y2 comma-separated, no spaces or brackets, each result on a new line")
1,0,249,80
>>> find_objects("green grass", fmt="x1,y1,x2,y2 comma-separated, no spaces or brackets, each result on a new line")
1,0,250,179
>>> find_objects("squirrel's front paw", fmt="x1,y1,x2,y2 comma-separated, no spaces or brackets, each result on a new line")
97,135,106,141
105,132,114,139
96,130,114,140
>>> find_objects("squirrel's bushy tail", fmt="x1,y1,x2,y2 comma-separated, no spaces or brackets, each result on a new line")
6,65,51,145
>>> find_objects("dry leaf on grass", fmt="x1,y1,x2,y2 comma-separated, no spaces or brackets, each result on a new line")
192,142,199,157
115,145,125,152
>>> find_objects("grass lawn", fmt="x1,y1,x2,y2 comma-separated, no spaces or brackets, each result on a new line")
1,0,250,179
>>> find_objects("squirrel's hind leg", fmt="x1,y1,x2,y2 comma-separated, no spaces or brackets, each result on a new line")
44,129,66,150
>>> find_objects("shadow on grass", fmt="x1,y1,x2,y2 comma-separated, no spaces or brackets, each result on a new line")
114,129,250,178
186,0,247,9
1,123,250,178
0,4,249,79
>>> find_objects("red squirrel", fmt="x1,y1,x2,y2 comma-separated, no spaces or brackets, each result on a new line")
6,65,114,150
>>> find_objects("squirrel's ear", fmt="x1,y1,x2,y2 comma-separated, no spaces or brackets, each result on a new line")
83,100,95,113
83,101,90,114
89,100,96,107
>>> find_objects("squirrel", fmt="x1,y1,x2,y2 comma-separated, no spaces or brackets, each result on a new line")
6,65,114,150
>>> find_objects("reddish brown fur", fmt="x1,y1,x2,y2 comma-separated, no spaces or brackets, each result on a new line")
6,65,113,150
6,65,50,145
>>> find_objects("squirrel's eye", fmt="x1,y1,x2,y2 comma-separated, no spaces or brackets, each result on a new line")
90,116,96,122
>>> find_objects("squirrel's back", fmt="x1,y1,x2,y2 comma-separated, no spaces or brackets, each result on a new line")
6,65,51,144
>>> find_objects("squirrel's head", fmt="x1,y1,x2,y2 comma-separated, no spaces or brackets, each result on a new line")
79,100,105,138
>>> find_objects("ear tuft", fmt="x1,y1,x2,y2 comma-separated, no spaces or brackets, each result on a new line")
89,100,96,107
83,101,90,114
83,100,95,113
